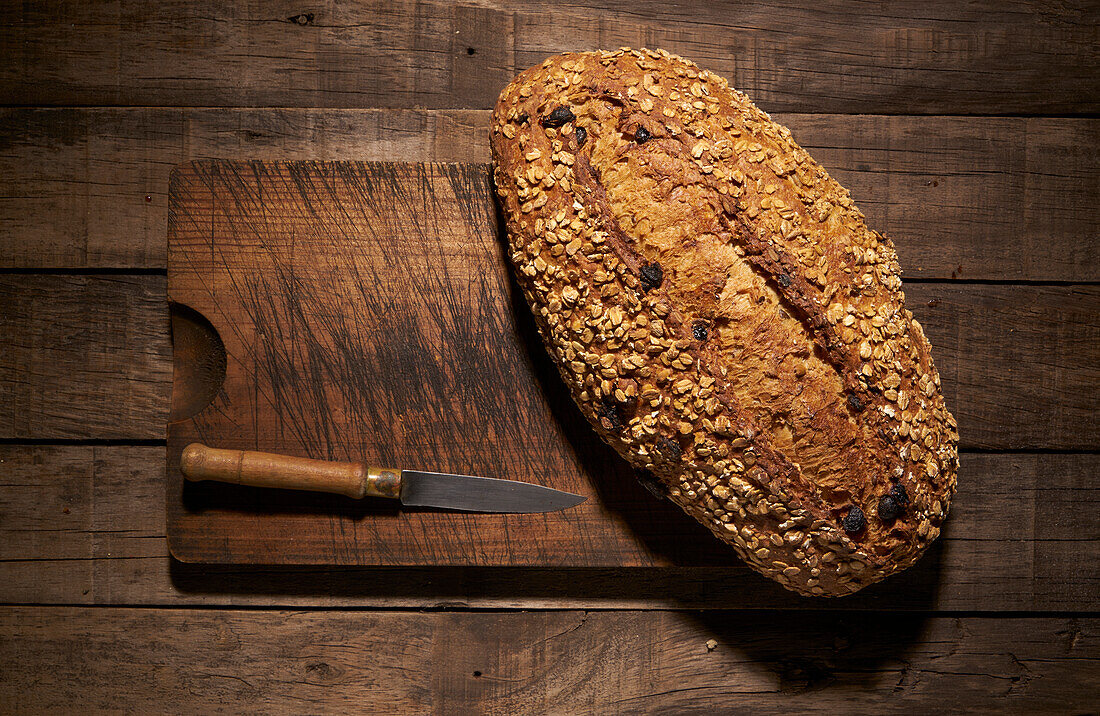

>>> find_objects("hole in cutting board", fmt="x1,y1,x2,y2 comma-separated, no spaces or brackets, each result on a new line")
169,302,227,423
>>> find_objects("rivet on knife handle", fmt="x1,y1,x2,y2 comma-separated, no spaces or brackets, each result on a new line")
180,443,400,500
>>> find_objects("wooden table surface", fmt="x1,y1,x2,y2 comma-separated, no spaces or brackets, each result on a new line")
1,2,1097,712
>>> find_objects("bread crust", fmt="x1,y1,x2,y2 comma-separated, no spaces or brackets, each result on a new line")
490,49,958,596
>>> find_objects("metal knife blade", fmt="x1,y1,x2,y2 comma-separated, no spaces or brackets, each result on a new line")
399,469,586,513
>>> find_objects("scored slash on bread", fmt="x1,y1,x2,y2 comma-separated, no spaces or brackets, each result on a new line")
490,49,958,597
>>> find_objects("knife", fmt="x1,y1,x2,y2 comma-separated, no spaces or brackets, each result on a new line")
180,443,586,513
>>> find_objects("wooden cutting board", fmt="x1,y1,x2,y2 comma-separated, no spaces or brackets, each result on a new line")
167,160,737,566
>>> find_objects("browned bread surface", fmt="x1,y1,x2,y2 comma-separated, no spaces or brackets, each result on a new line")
490,49,958,597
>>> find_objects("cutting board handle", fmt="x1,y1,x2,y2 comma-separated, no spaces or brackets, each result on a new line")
180,443,401,500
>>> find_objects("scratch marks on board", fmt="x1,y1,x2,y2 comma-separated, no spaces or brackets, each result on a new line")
216,162,568,489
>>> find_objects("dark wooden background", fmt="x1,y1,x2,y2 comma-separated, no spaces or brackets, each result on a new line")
1,2,1097,712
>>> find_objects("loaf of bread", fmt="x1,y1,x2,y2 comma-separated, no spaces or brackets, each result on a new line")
490,49,958,597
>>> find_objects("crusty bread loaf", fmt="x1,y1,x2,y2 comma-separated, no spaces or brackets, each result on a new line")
490,48,958,597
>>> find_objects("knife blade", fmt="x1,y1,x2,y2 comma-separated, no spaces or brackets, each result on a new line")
180,443,585,513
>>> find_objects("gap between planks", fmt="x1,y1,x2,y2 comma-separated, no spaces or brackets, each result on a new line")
3,438,1098,455
1,604,1099,618
3,269,1098,288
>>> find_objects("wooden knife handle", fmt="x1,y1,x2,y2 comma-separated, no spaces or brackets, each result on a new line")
180,443,401,500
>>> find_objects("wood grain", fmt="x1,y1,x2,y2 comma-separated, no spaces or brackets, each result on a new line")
2,0,1096,114
1,607,1095,713
0,275,170,440
916,284,1100,452
1,109,1096,280
2,446,1095,610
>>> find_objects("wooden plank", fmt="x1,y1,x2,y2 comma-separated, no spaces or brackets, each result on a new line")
1,607,1095,713
0,275,170,440
0,280,1096,449
1,109,1096,280
916,284,1100,452
1,1,1096,114
2,446,1095,610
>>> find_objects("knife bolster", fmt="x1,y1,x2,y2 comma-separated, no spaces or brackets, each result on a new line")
365,466,402,500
